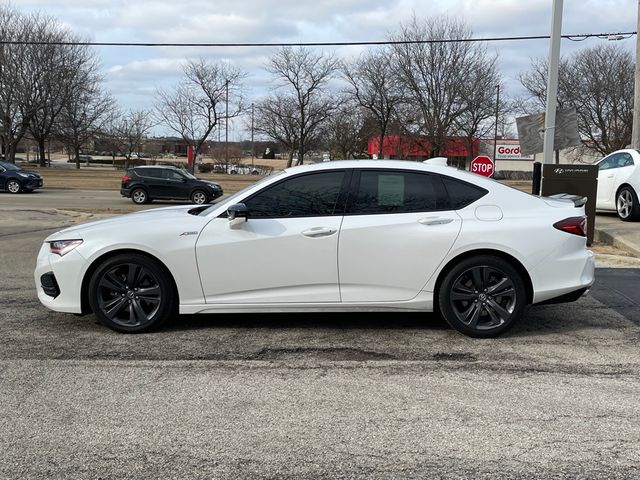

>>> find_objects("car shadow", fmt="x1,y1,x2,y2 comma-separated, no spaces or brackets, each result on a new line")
165,311,451,332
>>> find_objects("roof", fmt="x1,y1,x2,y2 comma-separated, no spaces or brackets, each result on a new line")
284,159,501,188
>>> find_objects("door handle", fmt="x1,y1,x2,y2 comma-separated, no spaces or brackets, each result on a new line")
301,227,337,238
606,174,614,178
418,218,454,226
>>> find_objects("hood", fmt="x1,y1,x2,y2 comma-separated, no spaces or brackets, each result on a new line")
46,205,201,241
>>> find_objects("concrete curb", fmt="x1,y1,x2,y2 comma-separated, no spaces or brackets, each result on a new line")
594,226,640,258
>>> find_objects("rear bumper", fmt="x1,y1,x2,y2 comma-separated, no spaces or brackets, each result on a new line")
537,287,589,305
531,248,595,304
120,187,131,197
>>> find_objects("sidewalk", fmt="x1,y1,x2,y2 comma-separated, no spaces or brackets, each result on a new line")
594,214,640,257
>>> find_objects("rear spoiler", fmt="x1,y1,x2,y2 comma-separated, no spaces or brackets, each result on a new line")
547,193,587,208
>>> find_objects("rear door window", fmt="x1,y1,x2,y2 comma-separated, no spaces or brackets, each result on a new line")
441,177,488,209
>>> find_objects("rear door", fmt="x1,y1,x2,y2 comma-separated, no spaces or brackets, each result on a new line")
136,168,165,198
338,169,462,302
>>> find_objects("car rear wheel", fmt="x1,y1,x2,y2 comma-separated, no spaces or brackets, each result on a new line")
131,188,148,204
191,190,209,204
88,254,176,333
438,255,526,338
616,186,640,221
7,179,21,193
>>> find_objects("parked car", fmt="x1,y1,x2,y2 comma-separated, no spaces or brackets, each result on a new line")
120,165,223,205
0,160,43,193
36,160,594,337
229,164,261,175
595,149,640,221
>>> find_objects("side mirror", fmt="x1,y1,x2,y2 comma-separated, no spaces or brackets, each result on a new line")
227,203,249,222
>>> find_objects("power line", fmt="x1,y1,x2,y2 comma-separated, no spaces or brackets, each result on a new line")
0,31,635,48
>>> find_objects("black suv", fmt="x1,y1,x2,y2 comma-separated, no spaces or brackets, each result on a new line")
120,166,223,205
0,160,43,193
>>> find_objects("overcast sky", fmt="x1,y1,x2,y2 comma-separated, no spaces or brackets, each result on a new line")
9,0,638,139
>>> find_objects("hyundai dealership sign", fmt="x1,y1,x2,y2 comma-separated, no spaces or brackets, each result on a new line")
495,144,534,160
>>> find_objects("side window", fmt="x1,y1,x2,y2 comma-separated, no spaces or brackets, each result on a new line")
137,168,161,178
163,170,185,181
598,154,618,170
244,171,345,218
350,170,447,215
620,153,634,167
441,177,488,209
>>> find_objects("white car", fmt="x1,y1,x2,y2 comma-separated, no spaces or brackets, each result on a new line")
35,160,595,338
596,148,640,221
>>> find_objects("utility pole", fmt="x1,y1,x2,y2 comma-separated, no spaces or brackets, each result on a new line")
224,79,229,174
251,102,255,169
542,0,564,164
492,84,500,161
631,0,640,149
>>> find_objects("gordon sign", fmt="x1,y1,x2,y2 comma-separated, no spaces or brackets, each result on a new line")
495,144,534,160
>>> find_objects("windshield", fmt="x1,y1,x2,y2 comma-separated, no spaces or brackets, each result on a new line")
0,161,21,171
198,171,284,215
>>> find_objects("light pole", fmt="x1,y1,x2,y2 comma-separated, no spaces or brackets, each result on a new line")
225,79,229,174
251,102,255,169
492,84,500,162
542,0,564,164
631,0,640,149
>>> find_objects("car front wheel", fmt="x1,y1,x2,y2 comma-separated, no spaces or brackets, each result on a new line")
88,254,176,333
191,190,209,204
438,255,527,338
6,179,21,193
616,186,640,221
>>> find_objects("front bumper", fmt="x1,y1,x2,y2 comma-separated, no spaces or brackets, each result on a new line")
24,177,43,190
34,243,86,314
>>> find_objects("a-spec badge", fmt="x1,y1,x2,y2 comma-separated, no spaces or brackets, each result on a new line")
179,231,199,237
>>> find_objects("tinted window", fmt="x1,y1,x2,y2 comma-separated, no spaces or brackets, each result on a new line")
163,169,186,181
245,171,345,218
137,168,162,178
441,177,488,209
350,170,446,215
620,153,634,167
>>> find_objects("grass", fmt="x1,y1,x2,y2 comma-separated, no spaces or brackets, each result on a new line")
27,167,262,194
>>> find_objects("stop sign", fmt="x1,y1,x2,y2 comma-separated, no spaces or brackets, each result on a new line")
470,155,494,177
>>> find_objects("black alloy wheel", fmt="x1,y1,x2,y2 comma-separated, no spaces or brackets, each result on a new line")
131,188,148,204
7,179,21,193
88,254,176,333
438,255,526,338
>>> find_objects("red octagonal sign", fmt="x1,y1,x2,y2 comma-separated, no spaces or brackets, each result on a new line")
470,155,494,177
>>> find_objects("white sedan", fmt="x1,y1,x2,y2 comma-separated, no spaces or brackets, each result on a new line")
35,160,595,338
596,148,640,221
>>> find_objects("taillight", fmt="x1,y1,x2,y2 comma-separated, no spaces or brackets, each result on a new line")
121,175,132,183
553,216,587,237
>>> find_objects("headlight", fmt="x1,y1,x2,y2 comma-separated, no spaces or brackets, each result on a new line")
49,239,83,256
17,172,30,178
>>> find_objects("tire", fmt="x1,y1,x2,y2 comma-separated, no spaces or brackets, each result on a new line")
6,179,21,194
438,255,527,338
88,253,177,333
190,189,209,205
616,186,640,222
131,188,148,204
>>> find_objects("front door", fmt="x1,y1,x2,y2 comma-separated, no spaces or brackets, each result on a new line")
338,169,461,302
196,170,348,303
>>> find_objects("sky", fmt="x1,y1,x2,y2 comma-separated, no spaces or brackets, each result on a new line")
8,0,639,139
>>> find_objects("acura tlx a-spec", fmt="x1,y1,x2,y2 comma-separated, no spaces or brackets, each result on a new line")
35,160,595,338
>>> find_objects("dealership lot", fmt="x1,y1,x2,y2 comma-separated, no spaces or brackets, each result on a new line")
1,207,640,478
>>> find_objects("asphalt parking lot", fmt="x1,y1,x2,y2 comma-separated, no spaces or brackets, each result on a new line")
1,209,640,478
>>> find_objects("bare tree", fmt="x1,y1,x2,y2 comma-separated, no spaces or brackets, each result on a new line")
104,109,154,165
57,84,115,168
155,59,246,169
29,31,100,167
454,52,504,161
342,48,404,159
266,47,339,165
519,44,633,156
323,99,369,159
254,93,300,166
390,16,487,157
